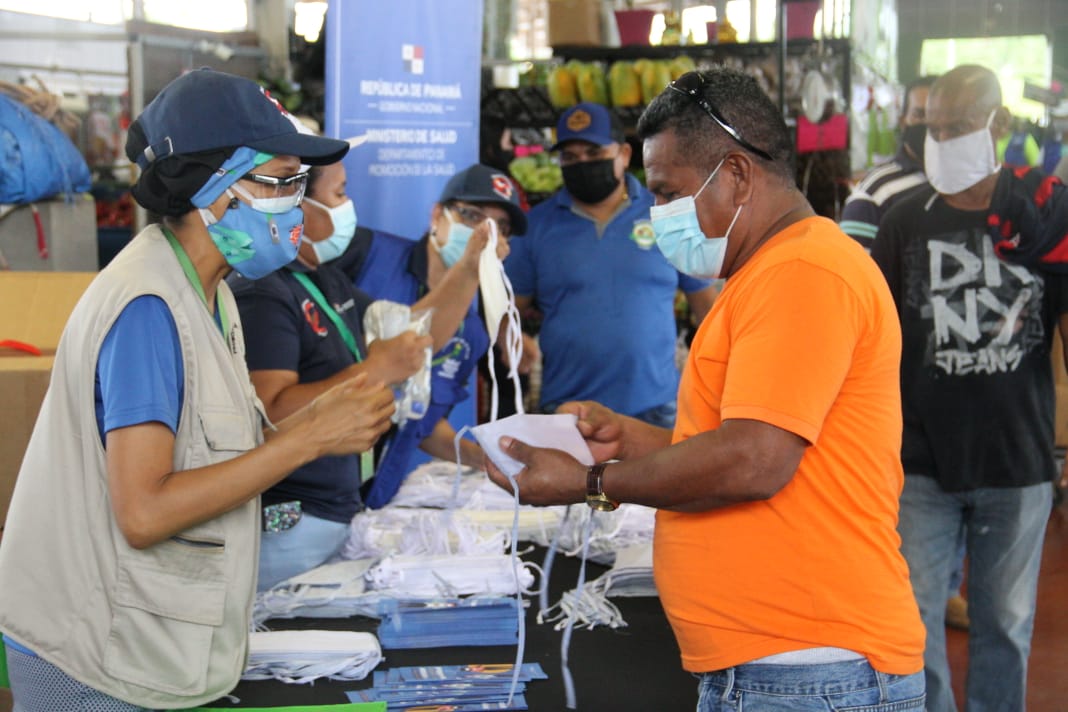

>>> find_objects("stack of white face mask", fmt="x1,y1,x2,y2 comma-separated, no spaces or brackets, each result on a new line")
548,502,656,566
253,559,382,626
366,553,536,598
341,507,509,561
242,629,382,684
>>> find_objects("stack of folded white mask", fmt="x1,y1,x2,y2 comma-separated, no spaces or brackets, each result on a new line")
366,553,536,598
242,629,382,684
253,558,381,626
341,507,508,561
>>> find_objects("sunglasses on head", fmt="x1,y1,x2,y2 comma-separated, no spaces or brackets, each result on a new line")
668,72,774,161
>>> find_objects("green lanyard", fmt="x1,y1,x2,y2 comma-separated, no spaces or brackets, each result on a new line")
292,271,375,484
163,228,230,340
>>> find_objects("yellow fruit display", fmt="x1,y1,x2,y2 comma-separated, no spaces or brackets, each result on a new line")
575,63,609,106
608,61,642,107
668,55,696,80
547,65,578,109
640,61,673,105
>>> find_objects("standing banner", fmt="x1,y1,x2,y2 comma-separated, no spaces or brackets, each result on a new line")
325,0,485,445
325,0,484,239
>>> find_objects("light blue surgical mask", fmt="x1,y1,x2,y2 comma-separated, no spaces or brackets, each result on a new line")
199,186,304,280
432,210,475,268
302,197,357,263
649,158,742,279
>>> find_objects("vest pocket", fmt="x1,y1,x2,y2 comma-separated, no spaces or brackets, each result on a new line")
199,407,258,455
104,556,227,695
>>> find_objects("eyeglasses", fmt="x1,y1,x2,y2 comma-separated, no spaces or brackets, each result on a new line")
449,203,512,238
241,171,309,201
668,72,773,161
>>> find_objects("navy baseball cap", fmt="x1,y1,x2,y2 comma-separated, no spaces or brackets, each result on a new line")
438,164,527,236
126,68,349,170
551,102,625,151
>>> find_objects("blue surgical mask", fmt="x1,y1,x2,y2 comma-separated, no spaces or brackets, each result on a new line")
649,159,742,279
432,210,474,268
302,197,357,263
199,187,304,279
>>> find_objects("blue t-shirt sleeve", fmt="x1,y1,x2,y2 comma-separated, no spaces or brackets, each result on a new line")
95,295,184,443
504,227,536,297
676,270,711,293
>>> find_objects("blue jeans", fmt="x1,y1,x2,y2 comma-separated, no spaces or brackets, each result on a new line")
541,401,677,430
633,400,678,429
257,512,349,591
696,659,925,711
898,475,1052,712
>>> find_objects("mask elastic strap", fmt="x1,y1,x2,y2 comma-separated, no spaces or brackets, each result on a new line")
450,422,526,706
485,220,526,422
694,158,726,200
723,203,744,239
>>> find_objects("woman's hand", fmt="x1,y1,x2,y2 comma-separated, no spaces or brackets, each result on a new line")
364,331,432,385
305,373,396,456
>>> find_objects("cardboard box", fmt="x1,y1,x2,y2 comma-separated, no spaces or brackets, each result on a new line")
548,0,603,47
0,197,98,271
0,272,95,526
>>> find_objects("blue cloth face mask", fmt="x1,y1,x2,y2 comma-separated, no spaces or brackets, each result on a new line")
302,197,357,264
432,209,474,268
199,186,304,279
649,158,742,279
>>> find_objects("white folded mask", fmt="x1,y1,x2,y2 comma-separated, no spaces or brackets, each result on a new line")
470,412,595,479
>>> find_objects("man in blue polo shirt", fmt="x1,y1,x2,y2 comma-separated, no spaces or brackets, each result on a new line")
505,102,716,427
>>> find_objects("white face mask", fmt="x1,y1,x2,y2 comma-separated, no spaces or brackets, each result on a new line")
648,159,741,279
924,109,1000,196
478,221,525,422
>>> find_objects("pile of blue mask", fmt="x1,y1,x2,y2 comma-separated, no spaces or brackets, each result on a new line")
375,596,521,649
348,662,547,711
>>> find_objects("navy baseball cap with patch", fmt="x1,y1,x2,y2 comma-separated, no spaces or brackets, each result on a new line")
126,68,349,170
551,102,625,151
438,164,527,236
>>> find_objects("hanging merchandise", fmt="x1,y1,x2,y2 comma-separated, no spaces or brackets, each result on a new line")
242,630,382,684
0,92,91,204
363,301,433,424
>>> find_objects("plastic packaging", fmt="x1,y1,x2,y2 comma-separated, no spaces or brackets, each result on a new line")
363,300,433,424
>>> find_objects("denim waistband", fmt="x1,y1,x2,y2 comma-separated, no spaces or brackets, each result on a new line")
699,658,895,696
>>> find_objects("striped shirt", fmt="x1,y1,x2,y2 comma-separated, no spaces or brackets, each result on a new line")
840,151,927,251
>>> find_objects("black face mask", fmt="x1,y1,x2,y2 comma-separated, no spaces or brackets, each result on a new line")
902,123,927,165
562,159,621,204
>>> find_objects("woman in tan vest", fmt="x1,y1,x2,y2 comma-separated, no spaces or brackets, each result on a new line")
0,69,395,711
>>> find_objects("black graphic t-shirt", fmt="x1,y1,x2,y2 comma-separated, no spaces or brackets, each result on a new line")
873,187,1068,491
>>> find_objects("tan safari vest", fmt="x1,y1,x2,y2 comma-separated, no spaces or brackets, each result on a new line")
0,225,264,708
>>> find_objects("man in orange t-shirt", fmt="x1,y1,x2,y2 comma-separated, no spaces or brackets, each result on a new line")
486,67,926,711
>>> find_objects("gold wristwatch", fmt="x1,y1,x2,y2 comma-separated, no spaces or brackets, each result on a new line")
586,462,619,511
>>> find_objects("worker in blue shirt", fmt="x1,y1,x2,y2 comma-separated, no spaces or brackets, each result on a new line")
505,102,717,427
335,163,527,508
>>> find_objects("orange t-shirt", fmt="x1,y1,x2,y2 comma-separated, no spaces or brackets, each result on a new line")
654,216,924,675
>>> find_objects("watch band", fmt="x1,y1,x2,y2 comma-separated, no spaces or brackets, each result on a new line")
586,462,618,511
587,462,608,499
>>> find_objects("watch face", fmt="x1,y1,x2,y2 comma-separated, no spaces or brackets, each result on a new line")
587,495,618,512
